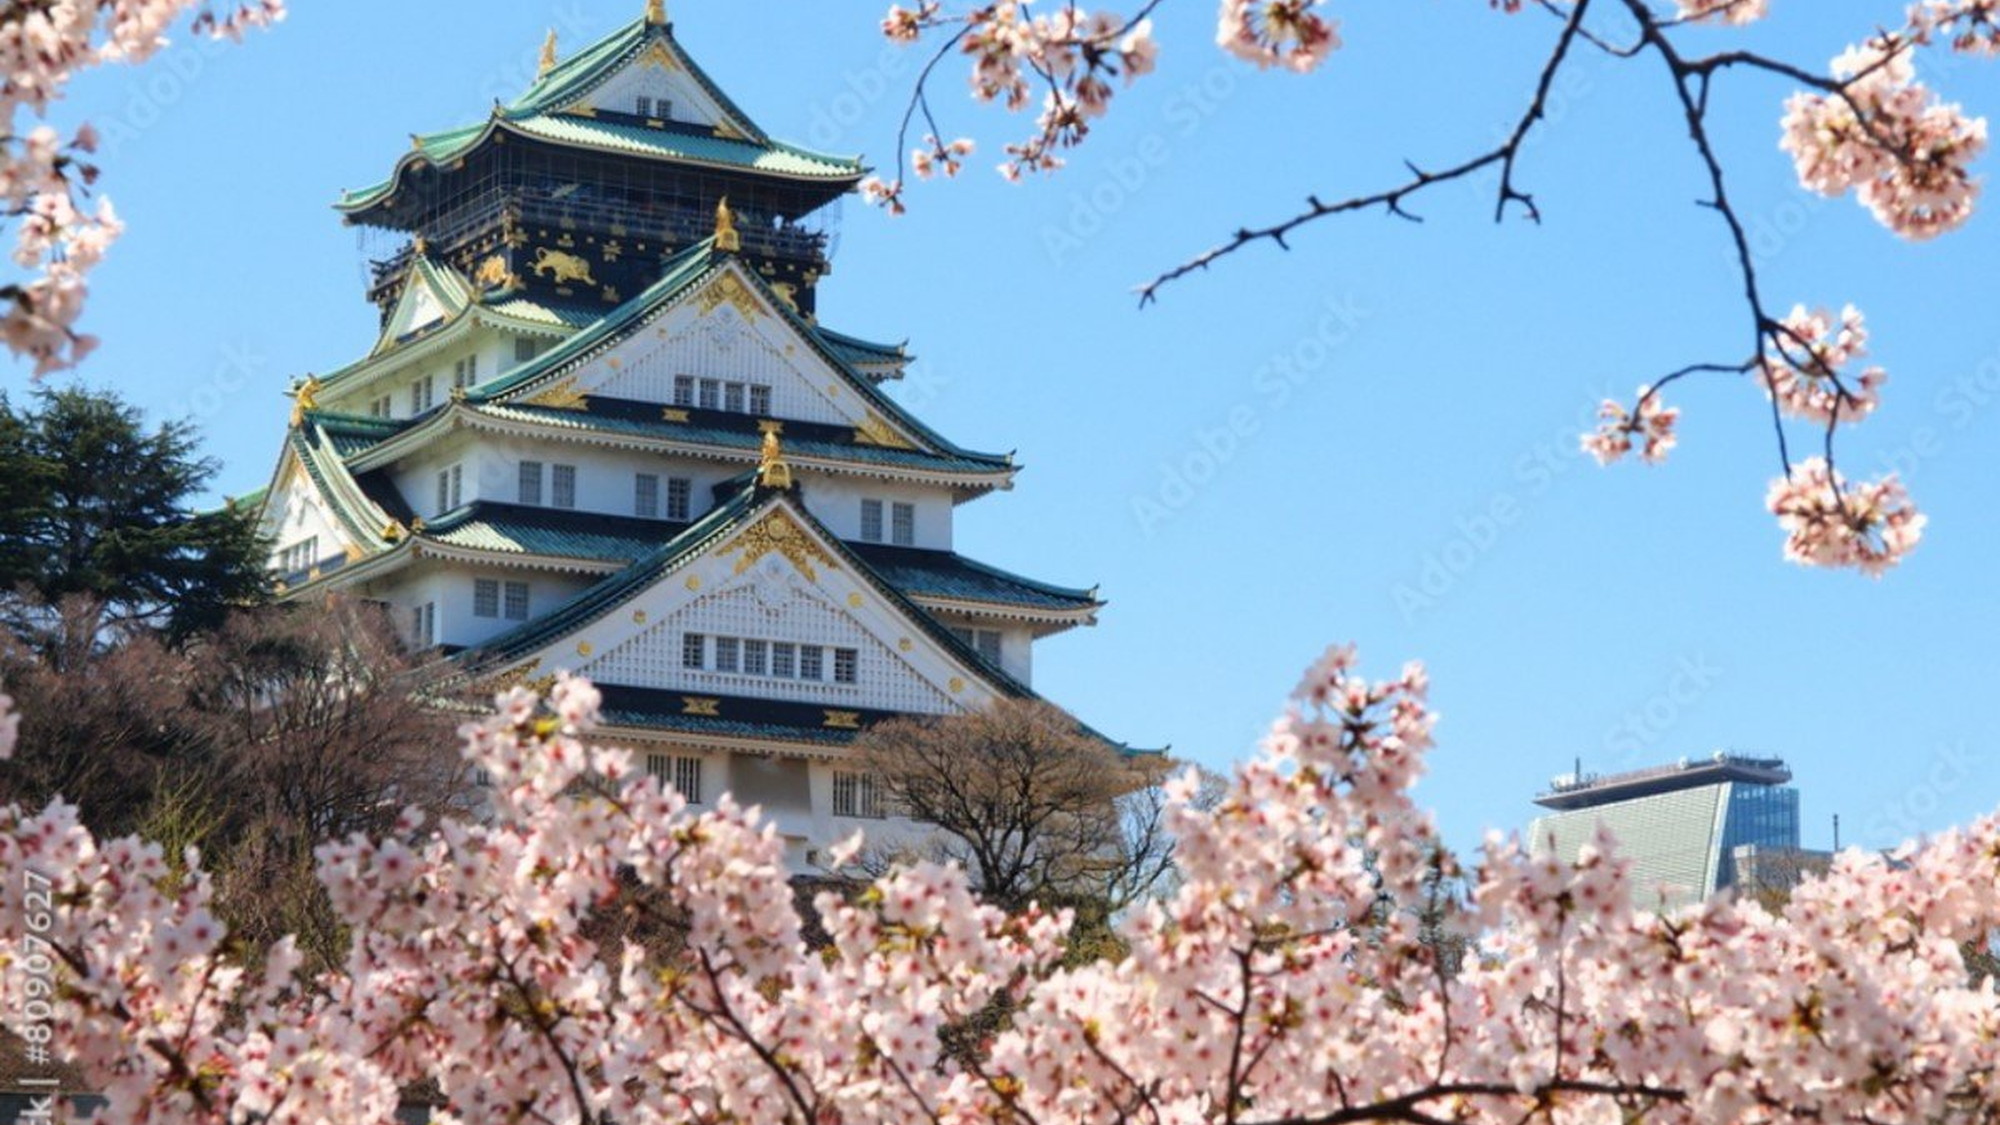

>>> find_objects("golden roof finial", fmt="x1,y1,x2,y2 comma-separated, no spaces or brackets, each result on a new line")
645,0,667,25
714,196,742,254
289,375,323,428
539,29,559,77
758,429,793,490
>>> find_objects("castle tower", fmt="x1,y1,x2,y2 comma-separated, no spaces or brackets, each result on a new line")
251,8,1119,869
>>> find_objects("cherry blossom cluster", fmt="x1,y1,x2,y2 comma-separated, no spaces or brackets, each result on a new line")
1781,36,1988,240
1762,304,1887,426
1910,0,2000,55
0,1,281,375
863,1,1156,204
1673,0,1770,24
7,653,2000,1125
1582,384,1680,465
1217,0,1341,73
1767,456,1927,575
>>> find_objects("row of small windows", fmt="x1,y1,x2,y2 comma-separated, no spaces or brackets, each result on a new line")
681,633,859,684
633,95,675,120
436,464,464,514
473,579,532,622
672,376,772,416
635,473,693,521
859,499,916,546
832,771,888,820
645,753,704,803
274,536,320,575
359,341,543,420
518,461,579,508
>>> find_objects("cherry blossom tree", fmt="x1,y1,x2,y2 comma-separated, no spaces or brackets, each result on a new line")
0,0,282,377
863,2,2000,578
3,646,1998,1125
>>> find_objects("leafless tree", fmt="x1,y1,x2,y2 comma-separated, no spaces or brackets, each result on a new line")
851,699,1176,912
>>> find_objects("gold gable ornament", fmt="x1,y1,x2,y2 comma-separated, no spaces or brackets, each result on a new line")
714,197,742,254
645,0,666,25
757,430,793,490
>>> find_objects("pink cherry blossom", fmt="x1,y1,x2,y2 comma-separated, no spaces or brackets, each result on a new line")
1583,385,1681,465
1762,304,1887,426
1766,456,1927,575
1217,0,1341,73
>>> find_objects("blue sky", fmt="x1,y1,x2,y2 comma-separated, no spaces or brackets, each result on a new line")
24,1,2000,857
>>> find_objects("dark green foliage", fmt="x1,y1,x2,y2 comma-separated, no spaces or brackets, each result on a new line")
0,386,268,652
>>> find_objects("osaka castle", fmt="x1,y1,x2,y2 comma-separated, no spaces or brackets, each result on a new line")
250,4,1115,869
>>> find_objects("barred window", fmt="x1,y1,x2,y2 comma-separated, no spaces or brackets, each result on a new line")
667,477,692,521
551,464,577,509
698,378,720,410
503,581,531,622
714,636,740,673
743,639,768,677
860,499,884,543
647,754,704,804
518,461,544,505
682,633,706,670
834,647,858,685
474,579,500,618
414,602,437,648
635,473,661,518
799,644,824,681
772,642,797,679
515,338,540,363
976,630,1002,664
748,384,772,415
673,375,695,407
891,502,916,546
833,771,885,819
635,95,654,118
723,382,745,414
436,464,462,515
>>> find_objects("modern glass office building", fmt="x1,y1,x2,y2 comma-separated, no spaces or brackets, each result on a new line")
1528,755,1801,912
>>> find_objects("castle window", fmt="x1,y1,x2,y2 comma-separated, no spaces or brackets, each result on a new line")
723,382,745,413
951,627,1004,664
551,464,577,509
518,461,544,505
673,375,695,407
409,375,435,414
891,502,915,546
474,579,500,618
435,464,463,515
635,95,654,118
369,395,392,419
772,642,797,679
748,385,772,415
648,754,703,803
453,355,478,389
833,771,885,819
833,647,858,684
859,499,884,543
666,477,692,521
635,473,660,518
698,379,720,410
799,644,824,681
742,639,769,677
714,636,740,673
413,602,437,648
682,632,707,670
515,338,541,364
503,581,530,621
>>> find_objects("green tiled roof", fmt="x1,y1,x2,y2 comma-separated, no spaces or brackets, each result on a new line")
422,502,683,560
467,246,1001,471
483,294,609,329
308,411,407,458
337,18,861,213
815,326,909,371
475,399,1011,476
849,543,1099,612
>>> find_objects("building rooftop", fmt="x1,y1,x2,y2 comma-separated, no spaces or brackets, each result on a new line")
1533,753,1793,811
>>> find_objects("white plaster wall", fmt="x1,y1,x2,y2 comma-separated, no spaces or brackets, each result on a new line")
796,474,954,550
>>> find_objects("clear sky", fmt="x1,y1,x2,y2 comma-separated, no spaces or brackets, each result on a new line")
24,1,2000,858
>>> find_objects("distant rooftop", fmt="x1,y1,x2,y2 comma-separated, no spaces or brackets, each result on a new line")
1533,753,1792,811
